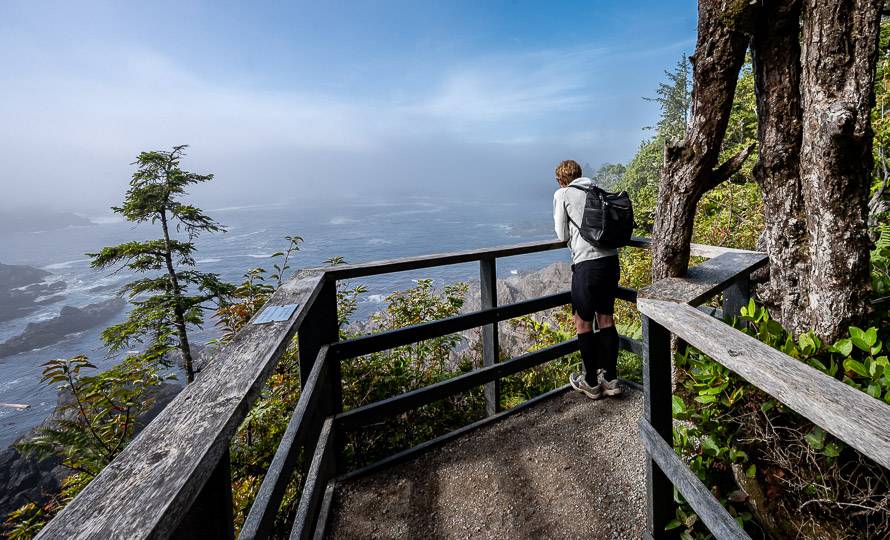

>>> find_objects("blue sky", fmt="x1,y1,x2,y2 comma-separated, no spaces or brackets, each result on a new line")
0,0,697,210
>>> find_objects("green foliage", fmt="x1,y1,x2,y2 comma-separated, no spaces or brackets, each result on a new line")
340,279,481,465
645,55,691,144
4,356,165,538
591,162,627,191
618,137,664,232
672,300,890,537
89,146,234,381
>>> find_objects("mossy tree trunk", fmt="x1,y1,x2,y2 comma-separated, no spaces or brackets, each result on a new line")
751,0,808,333
797,0,882,341
651,0,756,281
657,0,882,342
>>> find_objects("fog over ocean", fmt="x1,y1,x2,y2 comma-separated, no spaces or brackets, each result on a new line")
0,195,570,446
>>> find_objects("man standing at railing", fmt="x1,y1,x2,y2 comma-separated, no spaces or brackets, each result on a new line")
553,159,624,399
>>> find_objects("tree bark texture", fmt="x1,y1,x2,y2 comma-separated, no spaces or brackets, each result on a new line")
651,0,756,281
751,0,809,333
798,0,881,340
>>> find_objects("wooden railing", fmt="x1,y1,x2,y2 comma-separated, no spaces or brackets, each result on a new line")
637,252,890,539
37,236,764,540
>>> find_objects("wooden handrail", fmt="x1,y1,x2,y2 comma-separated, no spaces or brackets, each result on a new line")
639,421,751,540
38,234,762,539
331,287,636,360
638,298,890,471
240,346,332,540
36,270,327,540
639,251,768,306
319,236,750,281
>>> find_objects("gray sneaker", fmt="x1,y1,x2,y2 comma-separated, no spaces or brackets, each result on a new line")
598,373,624,397
569,372,604,400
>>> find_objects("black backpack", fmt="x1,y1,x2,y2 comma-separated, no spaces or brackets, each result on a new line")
565,184,635,249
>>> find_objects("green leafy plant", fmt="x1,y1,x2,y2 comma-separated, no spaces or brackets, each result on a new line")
4,356,165,538
672,299,890,538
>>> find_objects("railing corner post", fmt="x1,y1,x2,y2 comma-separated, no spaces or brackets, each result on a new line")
299,277,339,388
642,314,675,539
480,257,500,416
173,447,235,540
722,274,750,323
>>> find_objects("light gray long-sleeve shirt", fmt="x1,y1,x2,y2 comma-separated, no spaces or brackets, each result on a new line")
553,177,619,265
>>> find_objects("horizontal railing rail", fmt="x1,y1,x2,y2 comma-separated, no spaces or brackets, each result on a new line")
36,270,328,540
329,287,637,360
240,345,334,540
317,236,755,280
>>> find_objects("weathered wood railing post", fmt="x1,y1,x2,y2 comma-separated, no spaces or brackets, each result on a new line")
480,257,500,416
173,448,235,539
642,314,675,539
722,274,750,322
299,279,339,389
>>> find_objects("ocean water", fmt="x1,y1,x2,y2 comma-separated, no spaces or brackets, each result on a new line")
0,195,570,447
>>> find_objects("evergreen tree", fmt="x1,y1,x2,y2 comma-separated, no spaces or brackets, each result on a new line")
89,145,234,382
645,55,691,144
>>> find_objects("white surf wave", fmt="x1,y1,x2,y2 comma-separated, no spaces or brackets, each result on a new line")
43,259,90,270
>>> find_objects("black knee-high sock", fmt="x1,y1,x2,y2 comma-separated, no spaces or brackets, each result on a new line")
578,331,598,385
598,325,619,381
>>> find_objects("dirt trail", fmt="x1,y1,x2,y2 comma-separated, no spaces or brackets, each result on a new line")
328,388,646,539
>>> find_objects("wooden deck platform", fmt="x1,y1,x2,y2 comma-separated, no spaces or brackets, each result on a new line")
327,387,646,540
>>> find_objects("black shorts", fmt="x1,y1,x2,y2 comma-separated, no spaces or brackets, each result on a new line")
571,256,620,321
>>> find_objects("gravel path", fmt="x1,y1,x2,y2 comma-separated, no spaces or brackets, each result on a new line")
327,387,646,539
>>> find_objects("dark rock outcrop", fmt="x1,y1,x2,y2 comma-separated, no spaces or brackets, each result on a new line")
461,262,572,359
0,298,126,358
0,263,66,323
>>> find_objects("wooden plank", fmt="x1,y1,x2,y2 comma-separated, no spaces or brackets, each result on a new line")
290,418,336,540
37,270,327,540
480,257,500,416
240,346,331,540
639,421,751,540
312,483,337,540
331,287,637,360
336,340,578,430
630,236,759,259
642,315,674,539
321,239,568,280
638,299,890,470
639,252,768,306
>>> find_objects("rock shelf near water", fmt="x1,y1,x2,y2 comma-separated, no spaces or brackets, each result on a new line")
0,298,126,358
0,262,67,323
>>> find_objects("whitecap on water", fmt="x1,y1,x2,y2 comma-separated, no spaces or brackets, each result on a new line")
43,258,90,270
329,217,359,225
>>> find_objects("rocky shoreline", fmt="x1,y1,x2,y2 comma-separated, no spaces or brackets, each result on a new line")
0,298,126,358
0,262,66,324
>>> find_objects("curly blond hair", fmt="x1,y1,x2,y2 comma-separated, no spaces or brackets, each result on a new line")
555,160,582,187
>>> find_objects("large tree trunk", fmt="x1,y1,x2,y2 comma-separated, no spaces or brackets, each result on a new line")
798,0,881,340
751,0,810,333
651,0,756,280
